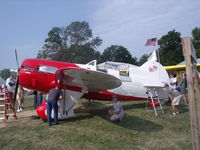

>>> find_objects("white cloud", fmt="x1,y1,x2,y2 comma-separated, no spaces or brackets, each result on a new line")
91,0,200,57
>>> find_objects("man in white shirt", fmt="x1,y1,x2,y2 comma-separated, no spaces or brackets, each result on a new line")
169,74,177,90
6,74,16,101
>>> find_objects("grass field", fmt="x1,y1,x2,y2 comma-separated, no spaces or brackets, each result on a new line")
0,97,192,150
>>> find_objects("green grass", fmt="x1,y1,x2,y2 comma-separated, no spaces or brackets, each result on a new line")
0,97,192,150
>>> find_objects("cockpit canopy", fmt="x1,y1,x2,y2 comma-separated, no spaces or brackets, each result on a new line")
97,61,138,71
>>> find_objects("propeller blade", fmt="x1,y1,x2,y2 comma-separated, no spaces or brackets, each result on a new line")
13,76,19,106
15,49,19,68
14,49,20,106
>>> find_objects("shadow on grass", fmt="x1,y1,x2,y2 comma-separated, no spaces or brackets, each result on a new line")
179,105,189,113
70,101,164,132
59,113,95,124
118,114,163,132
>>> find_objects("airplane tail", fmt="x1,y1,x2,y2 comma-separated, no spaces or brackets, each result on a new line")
147,50,158,61
140,59,169,88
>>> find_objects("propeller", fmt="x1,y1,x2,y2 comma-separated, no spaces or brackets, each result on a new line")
13,49,20,106
13,76,19,106
15,49,19,68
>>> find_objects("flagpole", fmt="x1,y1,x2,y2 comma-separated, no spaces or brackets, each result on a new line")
145,38,160,62
156,41,160,63
157,49,160,63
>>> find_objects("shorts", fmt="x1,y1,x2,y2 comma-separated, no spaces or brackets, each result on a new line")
172,95,182,105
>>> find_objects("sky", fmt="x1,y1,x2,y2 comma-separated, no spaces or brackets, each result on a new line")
0,0,200,70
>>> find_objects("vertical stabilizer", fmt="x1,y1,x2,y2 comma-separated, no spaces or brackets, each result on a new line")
147,50,158,61
140,60,169,87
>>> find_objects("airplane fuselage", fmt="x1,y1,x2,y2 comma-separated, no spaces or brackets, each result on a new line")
19,59,169,101
18,58,170,119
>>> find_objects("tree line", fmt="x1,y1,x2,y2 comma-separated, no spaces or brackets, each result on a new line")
37,21,138,65
37,21,200,66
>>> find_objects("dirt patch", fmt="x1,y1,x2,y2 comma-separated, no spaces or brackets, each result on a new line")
16,109,37,118
0,109,37,128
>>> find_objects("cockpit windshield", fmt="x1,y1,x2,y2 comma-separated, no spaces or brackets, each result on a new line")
38,65,58,74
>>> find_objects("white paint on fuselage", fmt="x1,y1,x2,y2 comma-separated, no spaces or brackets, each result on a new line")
108,61,170,99
77,59,170,100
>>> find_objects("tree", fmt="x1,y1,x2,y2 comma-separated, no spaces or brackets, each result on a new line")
157,30,184,66
101,45,137,65
66,21,92,46
0,69,10,80
59,44,101,63
37,21,102,63
37,27,66,60
192,27,200,58
138,54,149,66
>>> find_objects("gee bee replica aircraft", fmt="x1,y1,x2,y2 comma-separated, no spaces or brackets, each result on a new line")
17,52,169,120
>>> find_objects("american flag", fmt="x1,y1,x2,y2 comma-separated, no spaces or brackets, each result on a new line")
145,38,157,46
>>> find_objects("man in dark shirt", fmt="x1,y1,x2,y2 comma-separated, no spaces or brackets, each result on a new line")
47,84,62,126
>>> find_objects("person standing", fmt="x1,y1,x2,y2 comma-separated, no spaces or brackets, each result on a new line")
37,92,43,107
108,95,124,122
164,84,183,116
169,74,177,90
33,91,38,109
16,85,25,112
47,84,62,126
6,74,16,102
179,73,188,104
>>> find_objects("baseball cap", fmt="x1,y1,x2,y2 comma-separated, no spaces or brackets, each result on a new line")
112,95,118,99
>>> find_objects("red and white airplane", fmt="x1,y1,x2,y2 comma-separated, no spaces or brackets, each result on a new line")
17,51,169,120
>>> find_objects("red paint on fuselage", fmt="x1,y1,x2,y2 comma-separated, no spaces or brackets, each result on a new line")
19,59,80,93
19,59,146,101
83,90,146,101
19,59,147,119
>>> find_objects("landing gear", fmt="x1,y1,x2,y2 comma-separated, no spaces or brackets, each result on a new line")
87,99,94,106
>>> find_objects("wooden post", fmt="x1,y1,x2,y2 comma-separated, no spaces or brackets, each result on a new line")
182,37,200,150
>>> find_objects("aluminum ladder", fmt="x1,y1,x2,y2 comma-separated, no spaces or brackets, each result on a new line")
145,88,164,116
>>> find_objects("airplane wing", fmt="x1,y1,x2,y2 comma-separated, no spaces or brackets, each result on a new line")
56,67,122,92
164,65,187,72
164,64,200,72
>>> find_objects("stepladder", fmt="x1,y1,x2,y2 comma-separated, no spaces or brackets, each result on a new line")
145,88,164,116
0,88,17,123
